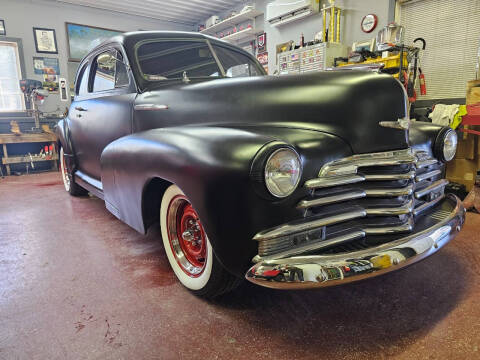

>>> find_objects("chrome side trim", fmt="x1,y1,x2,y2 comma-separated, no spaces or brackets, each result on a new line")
415,169,442,182
304,174,364,189
253,210,366,241
297,190,366,209
134,104,169,111
246,195,465,289
415,179,449,199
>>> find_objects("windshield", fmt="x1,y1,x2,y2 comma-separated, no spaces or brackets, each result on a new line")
136,39,263,81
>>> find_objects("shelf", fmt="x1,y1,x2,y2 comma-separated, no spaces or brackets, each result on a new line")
200,9,263,35
219,27,256,43
2,154,58,165
0,133,57,144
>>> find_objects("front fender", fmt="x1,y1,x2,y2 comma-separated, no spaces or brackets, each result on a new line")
101,125,351,276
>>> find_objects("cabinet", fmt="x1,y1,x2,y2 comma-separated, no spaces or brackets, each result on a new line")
277,43,347,75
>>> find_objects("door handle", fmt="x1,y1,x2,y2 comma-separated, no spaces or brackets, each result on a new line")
75,106,87,111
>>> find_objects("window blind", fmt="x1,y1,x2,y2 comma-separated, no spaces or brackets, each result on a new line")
399,0,480,100
0,41,24,111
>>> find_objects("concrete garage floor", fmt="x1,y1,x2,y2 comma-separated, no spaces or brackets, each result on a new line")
1,172,479,360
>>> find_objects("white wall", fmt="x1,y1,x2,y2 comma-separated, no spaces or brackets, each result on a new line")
0,0,192,114
214,0,395,73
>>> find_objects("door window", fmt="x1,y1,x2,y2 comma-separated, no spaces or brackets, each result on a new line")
211,45,263,78
76,63,89,96
92,49,129,92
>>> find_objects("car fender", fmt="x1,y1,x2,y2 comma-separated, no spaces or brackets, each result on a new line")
100,125,351,276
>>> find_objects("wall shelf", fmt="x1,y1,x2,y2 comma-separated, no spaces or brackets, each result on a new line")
219,27,256,43
200,8,263,36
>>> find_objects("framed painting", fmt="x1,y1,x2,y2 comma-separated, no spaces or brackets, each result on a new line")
66,22,123,62
33,27,58,54
0,20,5,36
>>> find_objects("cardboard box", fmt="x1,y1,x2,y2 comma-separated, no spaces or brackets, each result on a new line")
467,80,480,105
456,135,475,159
446,158,478,191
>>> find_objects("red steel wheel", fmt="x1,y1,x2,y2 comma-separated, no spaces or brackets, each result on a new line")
160,185,243,297
167,195,207,277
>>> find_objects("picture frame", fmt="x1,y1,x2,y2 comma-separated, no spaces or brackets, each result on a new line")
33,27,58,54
65,22,123,62
0,20,5,36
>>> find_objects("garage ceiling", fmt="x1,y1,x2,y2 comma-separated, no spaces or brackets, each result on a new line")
53,0,247,26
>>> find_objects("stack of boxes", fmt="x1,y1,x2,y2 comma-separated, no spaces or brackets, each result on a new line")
446,134,477,191
446,80,480,191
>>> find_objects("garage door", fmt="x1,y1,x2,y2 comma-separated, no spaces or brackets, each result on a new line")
399,0,480,100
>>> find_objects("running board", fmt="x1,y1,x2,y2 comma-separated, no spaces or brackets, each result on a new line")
74,170,104,200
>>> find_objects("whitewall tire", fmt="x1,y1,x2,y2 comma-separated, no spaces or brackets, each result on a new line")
160,184,242,297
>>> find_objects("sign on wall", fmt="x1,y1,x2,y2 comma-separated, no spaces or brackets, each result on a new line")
33,57,60,75
66,22,123,62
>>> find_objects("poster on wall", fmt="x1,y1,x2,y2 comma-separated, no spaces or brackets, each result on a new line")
257,33,267,53
43,74,59,92
257,52,268,74
33,27,58,54
33,57,60,75
66,22,123,62
0,20,6,36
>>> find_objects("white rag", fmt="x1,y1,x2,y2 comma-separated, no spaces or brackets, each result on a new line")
428,104,460,127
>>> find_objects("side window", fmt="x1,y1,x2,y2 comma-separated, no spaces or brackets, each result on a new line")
92,49,129,92
211,45,263,78
76,64,89,96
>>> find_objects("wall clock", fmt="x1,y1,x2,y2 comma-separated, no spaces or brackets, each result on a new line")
361,14,378,33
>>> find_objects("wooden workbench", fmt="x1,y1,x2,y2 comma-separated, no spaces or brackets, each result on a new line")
0,133,58,176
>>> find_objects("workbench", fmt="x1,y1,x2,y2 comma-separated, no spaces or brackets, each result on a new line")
0,133,58,176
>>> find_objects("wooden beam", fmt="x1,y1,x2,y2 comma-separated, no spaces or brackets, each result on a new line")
2,154,58,165
0,133,57,144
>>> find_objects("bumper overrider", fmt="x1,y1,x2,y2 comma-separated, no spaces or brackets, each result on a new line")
245,194,465,289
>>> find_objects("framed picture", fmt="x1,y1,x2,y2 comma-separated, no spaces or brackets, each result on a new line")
0,20,5,36
66,22,123,62
33,27,58,54
33,57,60,75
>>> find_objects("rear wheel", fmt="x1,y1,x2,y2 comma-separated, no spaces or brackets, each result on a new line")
160,185,242,298
60,147,88,196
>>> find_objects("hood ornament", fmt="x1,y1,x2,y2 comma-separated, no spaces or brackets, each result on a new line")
379,117,411,130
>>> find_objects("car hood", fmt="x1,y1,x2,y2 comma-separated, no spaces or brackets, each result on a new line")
134,71,409,154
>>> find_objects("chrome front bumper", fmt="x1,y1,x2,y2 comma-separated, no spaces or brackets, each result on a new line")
245,194,465,289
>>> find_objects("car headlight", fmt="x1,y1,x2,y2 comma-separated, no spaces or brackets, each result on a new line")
265,148,302,198
434,128,457,162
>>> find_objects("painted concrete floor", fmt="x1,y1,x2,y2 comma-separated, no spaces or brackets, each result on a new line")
0,172,479,360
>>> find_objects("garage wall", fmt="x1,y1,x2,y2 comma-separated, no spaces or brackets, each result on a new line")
0,0,192,114
212,0,395,73
254,0,395,73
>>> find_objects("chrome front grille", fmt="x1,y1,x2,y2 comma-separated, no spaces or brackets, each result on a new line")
253,148,448,262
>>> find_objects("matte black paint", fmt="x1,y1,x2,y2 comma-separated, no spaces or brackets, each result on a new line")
56,32,442,277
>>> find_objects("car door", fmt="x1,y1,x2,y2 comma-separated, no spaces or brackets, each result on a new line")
68,46,136,183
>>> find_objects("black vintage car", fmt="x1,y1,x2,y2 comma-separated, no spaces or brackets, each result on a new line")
57,31,465,298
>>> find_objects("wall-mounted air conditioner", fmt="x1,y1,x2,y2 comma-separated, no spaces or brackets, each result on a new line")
266,0,319,27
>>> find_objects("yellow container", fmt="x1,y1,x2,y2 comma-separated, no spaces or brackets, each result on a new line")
338,52,408,70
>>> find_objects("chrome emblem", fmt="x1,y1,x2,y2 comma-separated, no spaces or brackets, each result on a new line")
379,117,411,130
